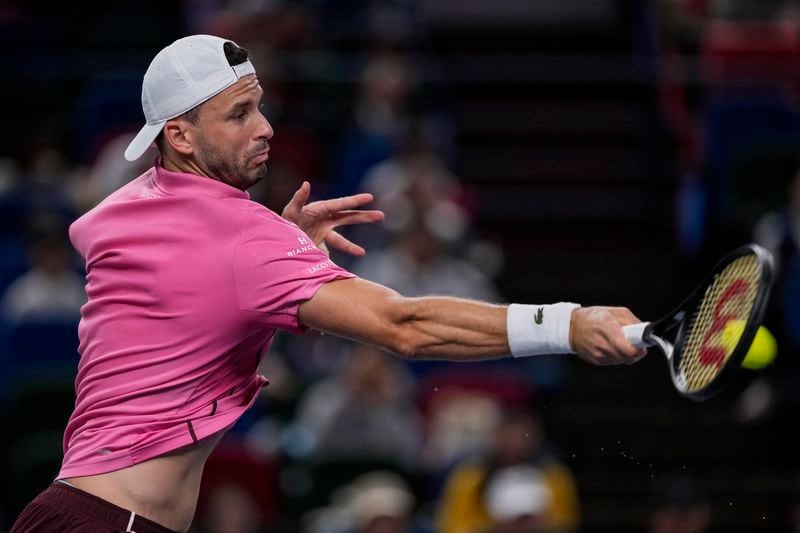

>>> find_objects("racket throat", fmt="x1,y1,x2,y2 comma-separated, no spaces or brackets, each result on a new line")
650,334,675,360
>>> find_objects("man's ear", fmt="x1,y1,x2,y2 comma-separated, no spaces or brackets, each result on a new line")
163,119,194,156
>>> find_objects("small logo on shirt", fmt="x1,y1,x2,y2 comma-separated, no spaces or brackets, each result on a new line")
308,260,334,274
287,235,317,257
534,307,544,325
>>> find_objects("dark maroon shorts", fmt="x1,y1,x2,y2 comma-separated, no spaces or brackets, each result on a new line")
11,482,178,533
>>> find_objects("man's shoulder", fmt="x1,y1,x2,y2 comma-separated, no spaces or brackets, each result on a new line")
94,167,158,206
237,203,302,232
69,168,157,247
234,205,325,262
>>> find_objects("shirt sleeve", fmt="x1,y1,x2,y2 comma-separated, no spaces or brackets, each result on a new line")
233,209,355,333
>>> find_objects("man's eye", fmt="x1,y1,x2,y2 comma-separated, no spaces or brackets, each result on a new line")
233,112,246,120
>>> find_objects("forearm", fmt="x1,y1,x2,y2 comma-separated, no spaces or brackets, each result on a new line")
391,295,510,361
394,297,580,361
299,278,509,360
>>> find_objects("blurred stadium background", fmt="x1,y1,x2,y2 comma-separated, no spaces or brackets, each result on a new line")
1,0,800,531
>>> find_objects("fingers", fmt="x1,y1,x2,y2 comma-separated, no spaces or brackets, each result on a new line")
322,211,383,255
283,181,311,216
330,210,385,226
607,330,648,364
581,342,646,366
606,307,647,363
608,306,643,326
314,193,376,216
326,230,366,257
573,307,647,366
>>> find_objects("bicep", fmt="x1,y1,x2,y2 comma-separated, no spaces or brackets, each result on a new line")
298,277,408,351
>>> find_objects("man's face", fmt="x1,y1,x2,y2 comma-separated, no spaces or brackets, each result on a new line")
189,74,273,190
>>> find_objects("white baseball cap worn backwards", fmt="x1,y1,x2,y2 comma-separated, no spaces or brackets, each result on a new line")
124,35,256,162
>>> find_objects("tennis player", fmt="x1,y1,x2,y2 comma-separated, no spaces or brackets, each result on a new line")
11,35,646,532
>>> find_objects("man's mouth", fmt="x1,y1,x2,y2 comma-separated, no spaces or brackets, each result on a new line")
251,150,269,164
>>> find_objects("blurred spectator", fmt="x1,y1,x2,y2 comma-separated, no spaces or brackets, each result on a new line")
346,471,417,533
352,202,499,302
332,50,454,200
1,216,85,322
333,50,414,197
645,474,711,533
420,392,503,477
482,465,554,533
361,137,469,225
417,368,534,474
293,344,422,468
303,471,417,533
0,146,79,300
422,391,501,474
357,135,488,250
16,145,78,216
347,139,482,269
436,410,580,533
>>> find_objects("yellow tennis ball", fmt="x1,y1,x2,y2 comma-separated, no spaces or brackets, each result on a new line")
721,320,777,370
720,320,745,353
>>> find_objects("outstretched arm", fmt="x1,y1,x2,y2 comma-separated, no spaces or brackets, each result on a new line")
298,277,646,366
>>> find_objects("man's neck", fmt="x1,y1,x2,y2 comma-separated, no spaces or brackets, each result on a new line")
161,153,213,181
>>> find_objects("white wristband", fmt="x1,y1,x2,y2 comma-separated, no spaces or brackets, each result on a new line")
507,302,581,357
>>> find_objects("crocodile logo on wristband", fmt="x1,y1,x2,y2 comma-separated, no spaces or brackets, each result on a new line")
534,307,544,325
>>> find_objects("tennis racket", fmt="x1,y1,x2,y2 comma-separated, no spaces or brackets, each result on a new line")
623,244,774,401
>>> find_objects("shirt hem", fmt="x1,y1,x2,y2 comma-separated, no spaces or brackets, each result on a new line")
58,380,264,479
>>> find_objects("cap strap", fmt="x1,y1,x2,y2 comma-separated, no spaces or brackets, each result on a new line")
232,61,256,79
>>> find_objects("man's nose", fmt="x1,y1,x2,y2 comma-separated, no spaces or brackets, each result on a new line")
256,112,273,140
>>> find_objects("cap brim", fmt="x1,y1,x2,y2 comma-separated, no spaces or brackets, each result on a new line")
124,121,166,161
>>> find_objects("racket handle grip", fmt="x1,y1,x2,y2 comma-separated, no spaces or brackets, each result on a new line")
622,322,653,348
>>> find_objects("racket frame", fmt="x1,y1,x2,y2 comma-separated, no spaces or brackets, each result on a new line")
648,244,774,401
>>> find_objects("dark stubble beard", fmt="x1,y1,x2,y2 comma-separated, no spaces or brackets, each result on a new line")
194,134,268,191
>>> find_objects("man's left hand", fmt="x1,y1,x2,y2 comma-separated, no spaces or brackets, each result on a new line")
282,181,384,256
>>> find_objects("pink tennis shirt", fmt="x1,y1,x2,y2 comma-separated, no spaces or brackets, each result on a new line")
59,162,353,478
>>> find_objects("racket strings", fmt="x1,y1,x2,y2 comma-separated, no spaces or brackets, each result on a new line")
679,255,761,392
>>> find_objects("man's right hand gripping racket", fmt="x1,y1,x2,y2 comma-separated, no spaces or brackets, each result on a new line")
623,244,775,401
